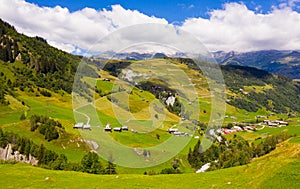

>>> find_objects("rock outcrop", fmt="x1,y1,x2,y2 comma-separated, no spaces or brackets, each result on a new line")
0,144,38,165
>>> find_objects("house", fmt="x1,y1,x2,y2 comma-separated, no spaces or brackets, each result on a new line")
230,116,237,120
104,123,112,132
121,126,128,131
275,121,288,126
166,96,175,106
245,126,254,130
233,126,242,131
167,128,178,133
256,115,266,118
73,122,83,129
222,129,231,135
267,122,278,127
173,132,189,136
113,127,122,132
83,124,91,130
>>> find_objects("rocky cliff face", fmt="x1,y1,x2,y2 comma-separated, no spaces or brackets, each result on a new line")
0,144,38,165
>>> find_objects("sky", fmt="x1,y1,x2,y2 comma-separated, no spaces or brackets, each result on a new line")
0,0,300,53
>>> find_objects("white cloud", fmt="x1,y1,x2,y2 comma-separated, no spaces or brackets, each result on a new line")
0,0,167,53
0,1,300,53
180,3,300,51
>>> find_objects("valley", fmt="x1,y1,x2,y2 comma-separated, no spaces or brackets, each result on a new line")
0,18,299,188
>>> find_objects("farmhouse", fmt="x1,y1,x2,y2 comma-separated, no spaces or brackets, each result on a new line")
73,122,83,129
121,126,128,131
166,96,175,106
83,124,91,130
233,126,243,131
114,127,122,132
104,123,112,132
173,131,189,136
230,116,237,120
263,120,288,127
275,121,288,126
167,128,178,133
267,122,278,127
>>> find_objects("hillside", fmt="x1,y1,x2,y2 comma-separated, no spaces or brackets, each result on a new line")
222,65,300,113
0,18,81,100
0,139,299,188
0,19,299,188
214,50,300,79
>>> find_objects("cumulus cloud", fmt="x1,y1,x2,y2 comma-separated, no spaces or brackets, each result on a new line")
0,0,167,53
180,3,300,51
0,0,300,53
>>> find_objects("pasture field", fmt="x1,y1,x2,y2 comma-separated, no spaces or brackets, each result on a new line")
0,141,299,189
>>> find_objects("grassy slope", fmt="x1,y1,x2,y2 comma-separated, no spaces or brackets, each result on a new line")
0,140,299,189
0,58,299,176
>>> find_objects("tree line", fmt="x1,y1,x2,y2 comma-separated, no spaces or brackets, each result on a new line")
0,128,116,174
188,131,291,171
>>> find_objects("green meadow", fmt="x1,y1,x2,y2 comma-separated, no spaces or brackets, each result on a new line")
0,141,299,189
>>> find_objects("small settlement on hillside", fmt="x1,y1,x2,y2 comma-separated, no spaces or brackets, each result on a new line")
73,122,91,130
221,115,289,135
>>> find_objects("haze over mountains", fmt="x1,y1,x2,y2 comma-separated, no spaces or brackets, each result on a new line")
96,50,300,79
213,50,300,79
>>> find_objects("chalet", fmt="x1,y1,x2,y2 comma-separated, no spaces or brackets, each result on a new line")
267,122,278,127
173,132,189,136
222,129,231,134
256,115,266,118
245,126,254,130
73,122,83,129
83,124,91,130
166,96,175,106
233,126,242,131
121,126,128,131
104,123,112,132
113,127,122,132
275,121,288,126
167,128,178,133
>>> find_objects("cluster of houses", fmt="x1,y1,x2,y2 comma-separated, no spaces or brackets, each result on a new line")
73,122,91,130
221,119,289,135
221,126,246,135
103,123,128,132
167,128,189,137
224,115,237,120
73,123,130,132
263,120,288,127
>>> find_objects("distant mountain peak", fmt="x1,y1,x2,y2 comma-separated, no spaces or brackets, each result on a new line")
213,50,300,79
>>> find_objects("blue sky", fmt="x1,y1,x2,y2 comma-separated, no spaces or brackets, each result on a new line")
26,0,286,23
1,0,300,53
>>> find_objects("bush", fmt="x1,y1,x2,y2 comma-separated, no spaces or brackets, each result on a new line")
20,112,26,120
40,90,51,97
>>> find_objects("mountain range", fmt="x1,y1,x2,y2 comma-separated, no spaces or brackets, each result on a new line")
213,50,300,79
0,18,300,189
97,50,300,79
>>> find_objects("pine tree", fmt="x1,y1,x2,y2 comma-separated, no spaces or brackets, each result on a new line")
81,152,103,174
105,161,117,174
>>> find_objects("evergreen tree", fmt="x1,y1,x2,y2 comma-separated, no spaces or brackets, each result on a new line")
105,161,117,174
81,152,103,174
